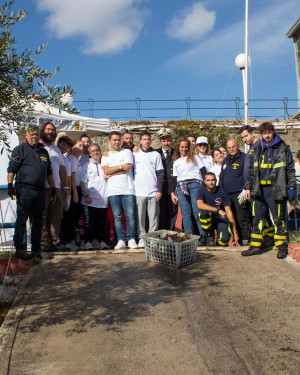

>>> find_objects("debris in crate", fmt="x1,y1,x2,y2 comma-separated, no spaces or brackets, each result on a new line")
160,233,189,242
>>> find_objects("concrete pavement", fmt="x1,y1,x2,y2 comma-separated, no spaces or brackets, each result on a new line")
0,249,299,375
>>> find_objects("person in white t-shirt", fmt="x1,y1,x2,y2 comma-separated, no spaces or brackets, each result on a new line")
171,137,206,236
209,148,225,185
195,136,214,171
133,131,164,248
79,133,91,166
40,122,70,251
80,143,109,250
101,131,138,250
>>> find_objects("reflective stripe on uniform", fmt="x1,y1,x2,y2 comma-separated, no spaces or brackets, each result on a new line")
275,240,285,246
259,180,271,185
251,241,261,247
273,162,286,169
252,233,263,239
274,234,287,240
252,201,255,216
260,164,272,168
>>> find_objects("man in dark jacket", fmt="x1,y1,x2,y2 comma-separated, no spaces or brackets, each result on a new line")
156,128,178,230
7,125,55,259
219,138,252,245
243,122,296,259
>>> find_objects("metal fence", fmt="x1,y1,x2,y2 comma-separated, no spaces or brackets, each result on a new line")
74,97,299,121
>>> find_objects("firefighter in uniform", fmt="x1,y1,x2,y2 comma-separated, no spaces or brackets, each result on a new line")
242,122,296,259
197,172,239,246
7,125,56,259
219,138,252,245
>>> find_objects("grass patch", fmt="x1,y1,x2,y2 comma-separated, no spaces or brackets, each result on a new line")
289,231,300,244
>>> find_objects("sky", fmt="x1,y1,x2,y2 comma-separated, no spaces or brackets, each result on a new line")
10,0,300,120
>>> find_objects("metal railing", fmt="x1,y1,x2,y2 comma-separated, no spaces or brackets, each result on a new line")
74,97,299,121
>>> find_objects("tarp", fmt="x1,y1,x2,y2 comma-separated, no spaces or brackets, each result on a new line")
20,101,111,133
0,102,111,247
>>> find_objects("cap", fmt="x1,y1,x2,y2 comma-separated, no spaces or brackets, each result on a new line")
196,136,208,145
157,128,174,139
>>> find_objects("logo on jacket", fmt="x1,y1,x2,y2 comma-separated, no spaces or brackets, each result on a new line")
215,198,222,206
40,156,48,162
232,163,239,169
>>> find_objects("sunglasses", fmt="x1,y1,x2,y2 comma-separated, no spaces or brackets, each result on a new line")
197,143,207,147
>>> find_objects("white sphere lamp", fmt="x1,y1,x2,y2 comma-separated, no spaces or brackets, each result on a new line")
235,53,251,70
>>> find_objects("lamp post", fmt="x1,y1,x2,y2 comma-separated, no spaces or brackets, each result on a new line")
235,0,250,126
235,53,251,126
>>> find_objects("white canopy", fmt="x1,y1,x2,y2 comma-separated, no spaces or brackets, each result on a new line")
21,101,111,133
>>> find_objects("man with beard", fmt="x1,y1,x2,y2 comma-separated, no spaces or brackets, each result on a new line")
122,131,135,151
7,125,55,259
243,122,296,259
40,122,69,251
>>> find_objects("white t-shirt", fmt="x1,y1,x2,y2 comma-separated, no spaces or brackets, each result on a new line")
209,164,222,185
63,156,71,177
173,155,204,182
101,149,135,196
133,150,163,197
80,161,108,208
68,155,82,187
199,154,214,171
44,144,65,188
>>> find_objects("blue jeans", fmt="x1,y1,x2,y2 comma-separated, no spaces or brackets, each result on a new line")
109,195,136,241
177,182,203,235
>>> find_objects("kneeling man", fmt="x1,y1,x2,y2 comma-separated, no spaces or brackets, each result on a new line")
197,172,239,246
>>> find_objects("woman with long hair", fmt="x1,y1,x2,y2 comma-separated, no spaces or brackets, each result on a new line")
171,137,206,235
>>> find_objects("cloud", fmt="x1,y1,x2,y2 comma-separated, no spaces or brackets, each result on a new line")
166,0,298,76
166,2,216,42
35,0,148,55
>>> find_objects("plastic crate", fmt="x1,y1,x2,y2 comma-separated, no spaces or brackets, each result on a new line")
142,230,200,268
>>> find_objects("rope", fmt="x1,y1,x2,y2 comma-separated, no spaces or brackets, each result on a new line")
214,39,245,118
260,0,295,77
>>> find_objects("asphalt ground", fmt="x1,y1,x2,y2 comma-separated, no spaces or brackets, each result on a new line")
0,249,299,375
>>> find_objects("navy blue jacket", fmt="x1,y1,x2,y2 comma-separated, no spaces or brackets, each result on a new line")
8,141,52,190
219,150,246,194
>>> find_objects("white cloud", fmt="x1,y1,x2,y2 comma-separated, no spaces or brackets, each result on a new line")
166,0,298,76
35,0,148,55
166,2,216,42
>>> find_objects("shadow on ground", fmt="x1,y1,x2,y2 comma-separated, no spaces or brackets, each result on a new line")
15,252,220,335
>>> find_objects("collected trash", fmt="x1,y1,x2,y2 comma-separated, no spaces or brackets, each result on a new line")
142,230,199,267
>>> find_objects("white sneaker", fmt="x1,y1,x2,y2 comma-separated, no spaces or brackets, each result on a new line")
85,241,93,250
65,241,78,251
99,241,109,250
92,239,100,249
128,238,138,249
138,238,145,248
114,240,126,250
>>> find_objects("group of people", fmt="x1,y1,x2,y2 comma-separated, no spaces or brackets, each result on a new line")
7,121,296,261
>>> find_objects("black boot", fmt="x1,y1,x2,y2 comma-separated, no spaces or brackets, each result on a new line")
241,246,261,257
277,248,287,259
261,236,274,250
